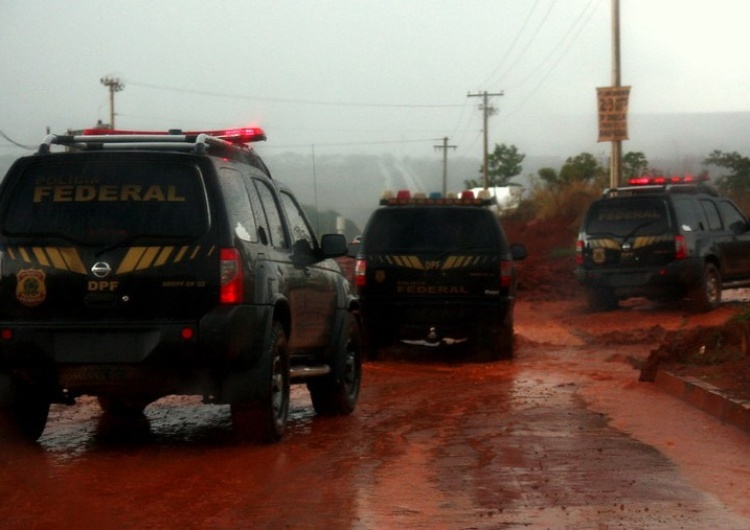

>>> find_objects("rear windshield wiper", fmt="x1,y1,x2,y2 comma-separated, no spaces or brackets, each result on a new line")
622,220,660,242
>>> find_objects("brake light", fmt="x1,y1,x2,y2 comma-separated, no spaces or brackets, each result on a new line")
576,239,584,265
674,235,688,259
220,248,244,304
354,259,366,288
500,260,512,288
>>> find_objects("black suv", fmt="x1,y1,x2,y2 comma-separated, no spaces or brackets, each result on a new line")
576,176,750,312
0,128,361,442
354,190,526,360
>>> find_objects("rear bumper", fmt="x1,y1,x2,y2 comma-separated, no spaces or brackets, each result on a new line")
575,258,704,297
361,296,514,340
0,304,272,399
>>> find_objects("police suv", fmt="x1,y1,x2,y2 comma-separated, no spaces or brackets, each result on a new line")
576,175,750,312
0,127,362,442
354,190,526,361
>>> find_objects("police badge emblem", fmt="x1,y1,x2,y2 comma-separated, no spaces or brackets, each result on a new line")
16,269,46,307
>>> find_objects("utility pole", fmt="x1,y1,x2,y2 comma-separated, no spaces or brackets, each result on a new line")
433,137,457,195
100,76,124,129
610,0,622,188
467,90,503,189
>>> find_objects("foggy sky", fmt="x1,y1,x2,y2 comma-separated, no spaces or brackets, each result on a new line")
2,0,749,162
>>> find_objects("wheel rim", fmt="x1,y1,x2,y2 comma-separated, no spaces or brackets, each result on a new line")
706,269,720,305
271,348,287,425
343,323,361,397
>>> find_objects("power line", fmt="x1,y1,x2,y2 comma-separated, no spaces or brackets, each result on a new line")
504,0,602,118
478,0,542,88
503,0,602,93
483,0,555,89
0,130,35,150
128,81,464,109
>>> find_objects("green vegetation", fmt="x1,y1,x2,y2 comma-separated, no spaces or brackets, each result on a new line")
507,145,750,222
465,143,525,188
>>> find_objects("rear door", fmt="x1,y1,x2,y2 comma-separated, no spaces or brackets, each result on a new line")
362,206,505,301
0,153,217,321
713,199,750,276
582,197,675,270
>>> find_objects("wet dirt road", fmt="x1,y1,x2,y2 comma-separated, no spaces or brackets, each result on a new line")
2,299,750,529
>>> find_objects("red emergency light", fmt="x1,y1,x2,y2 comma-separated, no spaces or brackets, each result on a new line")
81,126,267,144
627,174,707,186
379,189,494,206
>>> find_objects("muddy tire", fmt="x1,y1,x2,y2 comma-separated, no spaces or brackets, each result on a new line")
0,373,50,441
587,287,618,312
308,312,363,416
475,318,514,361
690,262,721,313
230,321,290,443
97,395,152,416
361,317,392,362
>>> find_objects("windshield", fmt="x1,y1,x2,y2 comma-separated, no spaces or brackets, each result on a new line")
364,207,500,252
2,158,209,245
586,198,670,237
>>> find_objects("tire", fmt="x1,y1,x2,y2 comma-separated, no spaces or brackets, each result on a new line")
308,311,363,416
475,317,514,362
690,262,721,312
587,287,618,312
360,318,384,362
230,321,290,443
97,395,152,416
0,373,50,441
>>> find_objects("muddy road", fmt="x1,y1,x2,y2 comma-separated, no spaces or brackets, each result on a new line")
3,298,750,529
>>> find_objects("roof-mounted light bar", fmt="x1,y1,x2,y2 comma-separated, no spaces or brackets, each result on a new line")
379,189,495,206
80,126,267,144
627,174,708,186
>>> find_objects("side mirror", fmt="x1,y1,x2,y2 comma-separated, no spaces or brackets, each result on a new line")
729,220,749,235
510,243,527,261
347,242,361,257
320,233,348,258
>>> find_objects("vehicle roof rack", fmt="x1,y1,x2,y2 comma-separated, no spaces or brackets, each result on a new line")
602,183,718,198
38,132,245,154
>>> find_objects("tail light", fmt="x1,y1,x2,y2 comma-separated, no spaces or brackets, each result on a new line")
354,259,366,288
500,260,512,288
576,240,584,265
674,235,688,259
220,248,244,304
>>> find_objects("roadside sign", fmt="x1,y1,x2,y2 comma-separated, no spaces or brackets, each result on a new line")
597,86,631,142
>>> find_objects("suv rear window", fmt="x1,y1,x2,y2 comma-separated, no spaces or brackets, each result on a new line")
2,159,209,245
585,198,670,237
364,207,499,252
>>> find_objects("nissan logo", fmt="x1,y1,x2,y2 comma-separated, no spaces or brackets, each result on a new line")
91,262,112,278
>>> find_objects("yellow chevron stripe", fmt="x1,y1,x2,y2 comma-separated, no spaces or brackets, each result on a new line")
116,247,147,274
32,247,50,267
135,246,161,270
174,246,189,263
59,248,86,274
154,246,174,267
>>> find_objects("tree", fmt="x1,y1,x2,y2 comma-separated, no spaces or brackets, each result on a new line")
536,167,560,188
623,151,649,179
558,152,605,185
704,150,750,195
465,143,525,188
